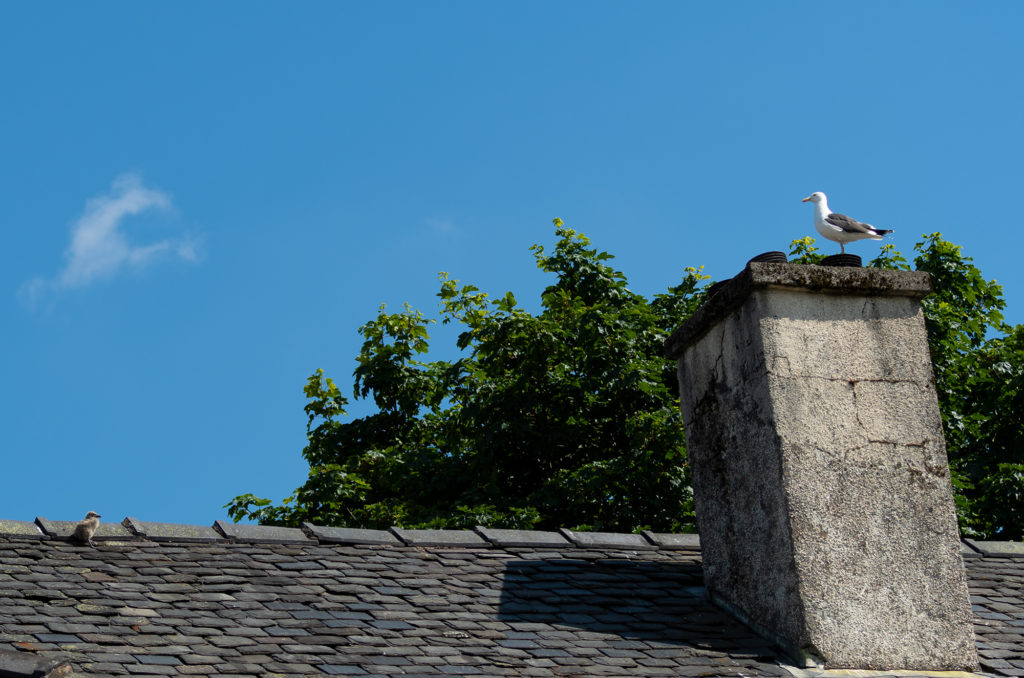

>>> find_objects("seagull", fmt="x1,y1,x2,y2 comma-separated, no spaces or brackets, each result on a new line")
802,192,893,254
71,511,101,547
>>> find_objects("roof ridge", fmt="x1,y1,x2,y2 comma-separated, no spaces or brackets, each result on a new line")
2,517,1022,557
0,517,703,551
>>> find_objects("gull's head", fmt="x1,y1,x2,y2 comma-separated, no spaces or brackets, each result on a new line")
802,191,826,204
84,511,101,519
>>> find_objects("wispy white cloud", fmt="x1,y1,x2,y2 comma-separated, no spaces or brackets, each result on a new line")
19,173,200,304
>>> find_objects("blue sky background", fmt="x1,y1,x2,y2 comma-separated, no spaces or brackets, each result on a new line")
3,2,1022,526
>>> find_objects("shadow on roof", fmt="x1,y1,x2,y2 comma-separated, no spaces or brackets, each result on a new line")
498,558,779,659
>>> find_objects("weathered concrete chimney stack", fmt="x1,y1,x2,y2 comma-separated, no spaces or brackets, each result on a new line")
665,262,978,671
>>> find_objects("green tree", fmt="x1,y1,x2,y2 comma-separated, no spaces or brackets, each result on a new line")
909,237,1023,539
228,225,1022,539
227,221,705,532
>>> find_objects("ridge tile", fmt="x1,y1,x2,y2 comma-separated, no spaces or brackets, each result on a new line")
642,531,700,550
474,526,572,548
123,517,224,542
389,527,490,548
0,519,45,539
303,523,401,545
213,519,312,544
559,528,658,551
961,540,982,558
965,539,1024,557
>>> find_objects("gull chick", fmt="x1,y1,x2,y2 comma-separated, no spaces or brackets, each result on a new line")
72,511,101,547
802,192,893,254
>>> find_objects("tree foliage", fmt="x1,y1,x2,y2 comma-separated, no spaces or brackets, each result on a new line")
227,223,1023,539
228,221,706,532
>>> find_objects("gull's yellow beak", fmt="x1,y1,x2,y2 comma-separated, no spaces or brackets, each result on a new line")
801,196,812,202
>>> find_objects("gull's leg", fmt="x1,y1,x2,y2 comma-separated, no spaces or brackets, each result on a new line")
840,242,846,254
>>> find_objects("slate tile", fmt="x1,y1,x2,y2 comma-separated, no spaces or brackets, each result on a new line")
280,643,335,654
217,661,270,673
239,643,282,656
33,633,80,643
81,651,137,664
530,648,571,658
500,639,540,649
424,646,460,656
983,658,1016,669
410,655,447,665
264,625,312,636
83,662,131,674
125,664,176,674
46,622,100,635
370,619,416,630
208,635,258,647
274,560,323,571
134,654,181,665
179,653,226,665
262,660,319,673
645,647,694,658
439,666,482,674
291,609,333,619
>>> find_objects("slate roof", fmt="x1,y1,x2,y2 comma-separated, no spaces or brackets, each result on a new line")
0,518,1021,678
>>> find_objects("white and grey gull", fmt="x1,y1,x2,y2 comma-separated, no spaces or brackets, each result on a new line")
802,191,893,254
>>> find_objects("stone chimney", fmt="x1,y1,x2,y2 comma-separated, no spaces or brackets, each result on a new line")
665,262,978,671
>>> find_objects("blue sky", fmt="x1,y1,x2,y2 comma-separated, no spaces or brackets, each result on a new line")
3,3,1022,526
